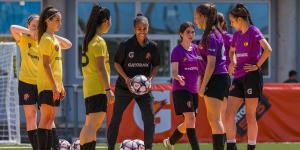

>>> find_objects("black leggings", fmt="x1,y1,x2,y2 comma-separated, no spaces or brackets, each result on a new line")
107,88,155,150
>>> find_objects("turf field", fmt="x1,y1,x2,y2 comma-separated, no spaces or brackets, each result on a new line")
0,143,299,150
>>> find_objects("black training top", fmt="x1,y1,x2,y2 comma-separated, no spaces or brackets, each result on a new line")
114,35,160,89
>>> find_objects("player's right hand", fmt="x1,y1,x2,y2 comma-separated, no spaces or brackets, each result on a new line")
125,77,132,90
106,90,115,104
52,85,60,101
177,75,185,86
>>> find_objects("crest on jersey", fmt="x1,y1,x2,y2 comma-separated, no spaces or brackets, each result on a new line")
145,52,151,60
182,57,188,62
55,45,59,51
28,43,32,48
244,42,249,47
129,52,134,59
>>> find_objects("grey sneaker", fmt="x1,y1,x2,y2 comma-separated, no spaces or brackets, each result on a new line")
163,138,174,150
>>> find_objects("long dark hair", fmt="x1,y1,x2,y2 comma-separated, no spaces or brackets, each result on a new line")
196,3,218,48
38,6,59,42
82,5,110,54
217,12,228,31
230,3,254,25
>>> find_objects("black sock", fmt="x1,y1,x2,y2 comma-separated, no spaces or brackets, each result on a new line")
51,128,59,150
247,144,256,150
212,134,224,150
186,128,200,150
37,128,48,150
84,141,96,150
227,143,237,150
169,128,184,145
108,145,114,150
80,144,85,150
47,130,52,150
223,133,227,144
27,129,38,150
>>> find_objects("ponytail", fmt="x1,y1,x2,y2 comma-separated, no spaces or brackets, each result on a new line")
82,5,110,54
230,3,254,25
196,3,218,48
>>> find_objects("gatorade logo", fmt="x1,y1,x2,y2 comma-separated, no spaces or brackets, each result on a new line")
129,52,134,59
247,88,253,95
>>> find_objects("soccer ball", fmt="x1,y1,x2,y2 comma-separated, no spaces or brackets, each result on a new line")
120,139,138,150
129,75,151,95
133,139,145,150
71,139,80,150
59,139,71,150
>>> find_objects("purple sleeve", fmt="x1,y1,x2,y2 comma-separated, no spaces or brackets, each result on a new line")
253,27,264,42
231,32,237,48
171,47,182,62
207,36,218,56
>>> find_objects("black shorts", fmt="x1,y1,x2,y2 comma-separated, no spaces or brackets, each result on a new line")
229,70,263,98
38,90,61,107
173,90,198,115
84,94,107,114
204,74,230,100
18,80,38,105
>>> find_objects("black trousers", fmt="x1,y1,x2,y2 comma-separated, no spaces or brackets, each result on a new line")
107,87,155,150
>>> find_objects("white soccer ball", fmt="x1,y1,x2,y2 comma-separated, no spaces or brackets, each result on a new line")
59,139,71,150
120,139,138,150
129,75,151,95
133,139,145,150
71,139,80,150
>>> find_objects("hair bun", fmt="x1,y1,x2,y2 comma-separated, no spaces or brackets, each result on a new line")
136,12,143,17
236,3,245,9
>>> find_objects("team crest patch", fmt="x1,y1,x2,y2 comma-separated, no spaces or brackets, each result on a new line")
244,42,249,47
182,57,188,62
187,101,192,108
229,85,235,91
23,93,30,101
128,52,134,58
54,45,59,51
27,43,32,48
145,52,151,60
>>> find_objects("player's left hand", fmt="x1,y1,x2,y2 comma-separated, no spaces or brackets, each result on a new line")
60,86,66,100
147,77,152,90
244,64,259,72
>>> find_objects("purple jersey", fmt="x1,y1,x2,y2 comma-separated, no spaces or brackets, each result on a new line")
231,25,264,78
171,43,205,93
199,29,228,75
222,31,233,67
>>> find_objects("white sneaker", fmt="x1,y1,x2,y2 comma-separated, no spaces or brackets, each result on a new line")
163,138,174,150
